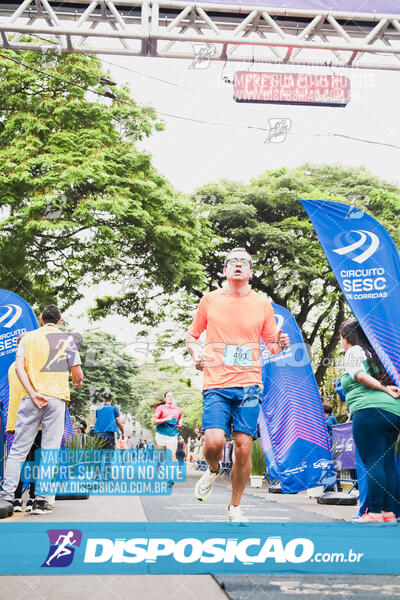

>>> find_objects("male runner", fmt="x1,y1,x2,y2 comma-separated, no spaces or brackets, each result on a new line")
186,248,290,522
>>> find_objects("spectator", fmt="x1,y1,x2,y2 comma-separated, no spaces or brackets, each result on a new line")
6,332,41,513
1,305,83,516
187,437,195,462
76,417,87,434
93,391,125,449
176,436,186,465
123,415,133,443
323,403,338,442
323,403,340,493
340,319,400,524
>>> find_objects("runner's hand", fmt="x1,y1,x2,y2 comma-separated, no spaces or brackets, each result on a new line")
194,353,205,371
277,330,290,348
31,392,48,408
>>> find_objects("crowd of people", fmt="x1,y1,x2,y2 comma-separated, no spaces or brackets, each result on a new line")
1,247,400,525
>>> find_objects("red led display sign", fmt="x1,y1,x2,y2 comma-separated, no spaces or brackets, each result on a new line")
234,72,350,107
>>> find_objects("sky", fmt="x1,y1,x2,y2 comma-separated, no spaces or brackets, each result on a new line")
101,55,400,192
65,53,400,347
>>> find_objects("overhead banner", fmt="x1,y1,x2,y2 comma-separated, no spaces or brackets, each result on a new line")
260,302,335,493
300,199,400,386
234,72,350,107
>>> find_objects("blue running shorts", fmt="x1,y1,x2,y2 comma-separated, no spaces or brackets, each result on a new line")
202,385,262,438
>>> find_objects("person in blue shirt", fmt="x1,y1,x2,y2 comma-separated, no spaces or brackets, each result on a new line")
323,403,338,442
323,403,340,493
93,391,125,449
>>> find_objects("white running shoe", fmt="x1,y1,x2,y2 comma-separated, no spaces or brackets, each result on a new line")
12,498,23,512
227,504,249,524
194,467,219,502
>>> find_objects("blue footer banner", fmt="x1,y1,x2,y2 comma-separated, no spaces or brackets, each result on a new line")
1,522,400,574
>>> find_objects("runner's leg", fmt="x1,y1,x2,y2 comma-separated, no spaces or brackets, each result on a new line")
230,431,252,506
230,385,261,507
36,397,66,504
1,397,42,502
203,428,225,471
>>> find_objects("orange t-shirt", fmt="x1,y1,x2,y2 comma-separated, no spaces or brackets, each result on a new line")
188,288,278,390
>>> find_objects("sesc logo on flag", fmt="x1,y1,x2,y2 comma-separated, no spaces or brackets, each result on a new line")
0,304,23,328
333,229,380,263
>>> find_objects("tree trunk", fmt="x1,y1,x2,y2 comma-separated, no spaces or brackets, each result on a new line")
314,296,345,386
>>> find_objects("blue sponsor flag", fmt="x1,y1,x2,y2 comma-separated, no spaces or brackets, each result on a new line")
62,405,75,444
260,302,335,493
300,198,400,386
258,409,279,480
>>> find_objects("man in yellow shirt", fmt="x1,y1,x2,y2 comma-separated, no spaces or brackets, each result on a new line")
6,333,41,512
1,305,83,515
6,334,28,435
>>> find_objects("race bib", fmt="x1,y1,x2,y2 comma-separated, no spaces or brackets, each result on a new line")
224,345,253,367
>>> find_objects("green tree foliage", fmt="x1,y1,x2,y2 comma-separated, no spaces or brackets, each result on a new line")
0,46,205,322
69,330,139,417
191,165,400,384
133,362,202,438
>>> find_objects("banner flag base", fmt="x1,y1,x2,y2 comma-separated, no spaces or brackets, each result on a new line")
0,499,13,518
317,492,358,506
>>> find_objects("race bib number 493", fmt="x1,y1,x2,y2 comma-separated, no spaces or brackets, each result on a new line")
223,345,252,367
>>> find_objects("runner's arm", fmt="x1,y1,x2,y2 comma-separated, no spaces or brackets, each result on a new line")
152,415,174,425
116,416,125,439
186,297,207,370
185,332,205,370
355,372,400,398
70,364,83,388
261,303,290,354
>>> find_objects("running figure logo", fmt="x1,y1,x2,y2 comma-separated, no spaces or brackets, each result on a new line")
41,529,82,568
41,332,82,372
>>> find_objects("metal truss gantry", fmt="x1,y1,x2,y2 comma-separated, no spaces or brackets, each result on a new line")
1,0,400,70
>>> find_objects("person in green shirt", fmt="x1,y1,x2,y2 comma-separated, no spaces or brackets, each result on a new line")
340,319,400,525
